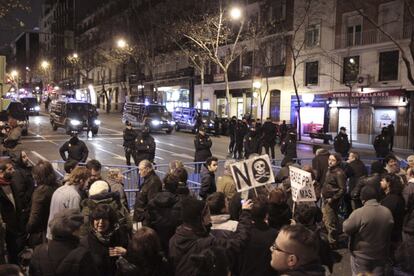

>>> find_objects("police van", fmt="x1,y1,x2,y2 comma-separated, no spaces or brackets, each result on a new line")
172,107,215,133
122,102,175,134
49,99,100,135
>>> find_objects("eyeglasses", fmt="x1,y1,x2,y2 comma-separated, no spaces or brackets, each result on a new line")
270,242,295,256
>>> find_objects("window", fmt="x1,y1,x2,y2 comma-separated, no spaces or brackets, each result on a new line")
305,61,319,86
305,24,320,47
268,0,286,22
343,56,360,84
346,24,362,46
379,50,399,81
343,13,363,47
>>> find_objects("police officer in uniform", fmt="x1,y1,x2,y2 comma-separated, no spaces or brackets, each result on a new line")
281,130,297,166
123,121,137,166
59,134,89,162
334,126,350,158
135,126,156,164
373,127,390,158
243,125,260,158
261,117,277,160
233,119,248,159
228,116,237,154
194,126,212,173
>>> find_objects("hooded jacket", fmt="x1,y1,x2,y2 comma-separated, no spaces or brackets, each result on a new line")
59,137,89,162
169,210,252,276
123,127,137,149
194,132,212,162
321,165,346,201
133,170,162,222
244,129,261,158
199,165,216,200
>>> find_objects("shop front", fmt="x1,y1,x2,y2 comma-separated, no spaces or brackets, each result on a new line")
214,88,253,119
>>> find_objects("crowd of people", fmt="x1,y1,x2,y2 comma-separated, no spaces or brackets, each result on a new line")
0,142,413,276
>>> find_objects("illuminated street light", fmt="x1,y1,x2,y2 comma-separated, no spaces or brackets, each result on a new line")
230,7,242,20
11,70,18,78
253,80,262,89
41,60,50,70
349,58,355,64
73,53,78,59
117,38,127,49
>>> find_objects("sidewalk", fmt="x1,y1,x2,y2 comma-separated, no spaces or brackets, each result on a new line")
298,136,414,160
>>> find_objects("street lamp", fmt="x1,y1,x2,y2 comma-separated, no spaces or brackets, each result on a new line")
40,60,50,70
117,38,127,49
251,79,261,119
10,70,19,93
230,7,242,20
72,53,78,59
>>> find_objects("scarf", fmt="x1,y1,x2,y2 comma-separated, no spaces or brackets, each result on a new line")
0,178,11,186
92,223,120,245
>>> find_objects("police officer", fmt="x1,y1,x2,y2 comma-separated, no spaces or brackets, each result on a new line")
261,117,277,160
373,127,390,158
281,130,297,166
194,125,212,173
244,125,260,158
135,126,156,164
123,121,137,166
233,119,248,159
228,116,237,154
334,126,350,158
387,121,395,152
214,115,220,137
59,134,89,162
279,120,288,142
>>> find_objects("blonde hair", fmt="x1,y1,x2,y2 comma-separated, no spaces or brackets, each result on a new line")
107,168,121,180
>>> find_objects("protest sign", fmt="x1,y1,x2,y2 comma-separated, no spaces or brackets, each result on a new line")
289,166,317,202
230,154,275,192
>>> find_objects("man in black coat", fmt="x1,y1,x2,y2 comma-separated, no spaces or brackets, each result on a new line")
279,120,288,142
387,121,395,152
135,126,156,164
334,127,350,158
261,117,277,160
199,157,218,200
133,160,162,223
233,119,248,159
373,127,390,158
194,126,212,173
345,152,367,211
280,131,297,167
244,126,261,159
123,121,137,166
59,134,89,163
228,116,237,154
312,147,330,186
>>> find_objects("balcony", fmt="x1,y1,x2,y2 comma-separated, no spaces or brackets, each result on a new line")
335,25,412,49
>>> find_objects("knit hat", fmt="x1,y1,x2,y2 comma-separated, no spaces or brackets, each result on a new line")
50,209,83,238
89,180,110,196
181,197,206,224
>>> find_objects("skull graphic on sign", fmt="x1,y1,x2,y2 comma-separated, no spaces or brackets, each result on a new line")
252,158,271,183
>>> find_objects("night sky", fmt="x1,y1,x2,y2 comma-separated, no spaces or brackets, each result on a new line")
0,0,43,48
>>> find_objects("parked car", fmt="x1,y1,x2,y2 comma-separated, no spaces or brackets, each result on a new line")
49,100,100,135
0,100,29,136
172,107,216,133
20,96,40,115
122,102,174,134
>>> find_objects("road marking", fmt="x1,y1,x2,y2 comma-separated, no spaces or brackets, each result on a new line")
99,127,123,134
31,151,48,161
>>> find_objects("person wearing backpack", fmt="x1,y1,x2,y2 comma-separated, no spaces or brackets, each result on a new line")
29,209,98,276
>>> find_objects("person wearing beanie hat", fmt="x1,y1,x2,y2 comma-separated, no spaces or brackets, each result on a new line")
169,197,253,276
343,185,394,275
30,209,99,276
89,180,110,197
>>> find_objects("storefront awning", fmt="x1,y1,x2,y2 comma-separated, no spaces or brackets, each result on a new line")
330,89,405,98
214,88,252,98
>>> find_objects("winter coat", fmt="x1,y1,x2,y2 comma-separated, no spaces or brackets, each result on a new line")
107,179,128,210
345,159,368,193
194,133,212,162
278,262,327,276
0,178,21,233
118,250,172,276
133,171,162,222
351,173,383,201
199,165,216,200
343,199,394,261
373,134,390,158
147,191,182,254
11,165,34,230
261,121,277,145
228,119,237,137
216,175,237,200
122,128,137,149
312,149,330,186
135,133,156,163
169,210,252,276
321,165,346,202
80,192,132,236
29,236,99,276
403,180,414,207
210,214,238,239
244,130,261,158
268,203,292,231
27,184,58,246
333,132,350,156
237,221,278,276
281,138,297,161
235,122,248,144
381,193,406,242
80,228,129,276
59,140,89,162
403,207,414,238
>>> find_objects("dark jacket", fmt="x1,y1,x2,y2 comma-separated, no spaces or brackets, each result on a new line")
194,133,212,162
169,210,252,276
351,173,383,201
59,139,89,162
281,138,297,164
135,133,156,163
278,262,326,276
243,130,261,158
235,122,248,144
27,184,58,246
238,221,278,276
199,165,216,200
11,165,34,229
268,203,292,231
345,159,368,193
29,236,99,276
147,191,182,253
133,171,162,222
80,228,129,276
334,132,350,156
261,121,277,145
123,128,137,149
118,249,171,276
381,193,406,242
321,165,346,202
312,149,330,186
373,134,390,158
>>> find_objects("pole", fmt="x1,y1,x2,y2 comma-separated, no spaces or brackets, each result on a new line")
348,85,353,147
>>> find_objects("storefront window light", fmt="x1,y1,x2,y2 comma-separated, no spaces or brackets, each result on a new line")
302,94,315,104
